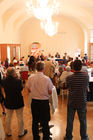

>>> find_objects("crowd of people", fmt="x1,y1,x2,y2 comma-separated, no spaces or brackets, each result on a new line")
0,51,91,140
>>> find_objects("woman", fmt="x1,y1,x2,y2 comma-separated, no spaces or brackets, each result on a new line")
1,67,27,137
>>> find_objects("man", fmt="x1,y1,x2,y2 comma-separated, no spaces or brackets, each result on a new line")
84,54,88,61
1,67,27,137
64,60,89,140
60,66,73,85
43,59,55,82
27,61,53,140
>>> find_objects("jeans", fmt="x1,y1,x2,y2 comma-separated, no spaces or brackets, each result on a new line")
65,106,88,140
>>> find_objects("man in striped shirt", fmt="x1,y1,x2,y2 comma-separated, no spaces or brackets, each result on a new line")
64,60,89,140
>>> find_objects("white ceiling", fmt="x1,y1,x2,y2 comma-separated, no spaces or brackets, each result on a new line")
0,0,93,31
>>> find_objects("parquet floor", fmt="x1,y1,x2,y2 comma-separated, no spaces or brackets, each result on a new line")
0,89,93,140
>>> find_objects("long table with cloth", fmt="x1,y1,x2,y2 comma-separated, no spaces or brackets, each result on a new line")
87,77,93,101
87,68,93,101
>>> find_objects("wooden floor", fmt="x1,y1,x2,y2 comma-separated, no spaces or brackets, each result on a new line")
0,89,93,140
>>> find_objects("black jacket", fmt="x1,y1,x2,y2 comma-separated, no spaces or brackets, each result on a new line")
1,76,24,109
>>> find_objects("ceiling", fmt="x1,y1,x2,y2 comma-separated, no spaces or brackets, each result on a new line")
0,0,93,32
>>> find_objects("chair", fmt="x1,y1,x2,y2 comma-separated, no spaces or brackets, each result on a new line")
21,71,28,80
14,62,18,67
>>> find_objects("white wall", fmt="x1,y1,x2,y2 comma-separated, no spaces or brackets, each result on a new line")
19,16,84,58
0,16,85,59
0,19,20,44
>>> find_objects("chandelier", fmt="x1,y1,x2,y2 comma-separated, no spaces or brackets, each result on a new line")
26,0,59,36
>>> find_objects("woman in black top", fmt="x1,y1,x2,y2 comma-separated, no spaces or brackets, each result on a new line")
1,67,27,137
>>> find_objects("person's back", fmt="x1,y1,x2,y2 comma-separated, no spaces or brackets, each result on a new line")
67,72,88,108
27,61,53,140
43,60,55,80
60,66,73,84
59,66,73,89
64,60,89,140
28,72,52,100
5,58,9,68
28,56,36,71
1,67,27,137
2,75,24,109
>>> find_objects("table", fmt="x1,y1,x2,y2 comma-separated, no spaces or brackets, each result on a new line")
87,81,93,101
87,69,93,101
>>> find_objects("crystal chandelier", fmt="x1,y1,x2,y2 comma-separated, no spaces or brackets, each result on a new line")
26,0,59,36
41,20,59,37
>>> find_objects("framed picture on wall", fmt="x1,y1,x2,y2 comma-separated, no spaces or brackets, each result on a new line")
31,42,41,56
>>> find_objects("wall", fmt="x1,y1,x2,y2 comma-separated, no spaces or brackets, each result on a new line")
0,16,85,59
0,18,20,44
19,16,84,58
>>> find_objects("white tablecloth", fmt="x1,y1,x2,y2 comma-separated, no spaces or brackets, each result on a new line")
49,86,58,114
87,68,93,82
0,119,5,140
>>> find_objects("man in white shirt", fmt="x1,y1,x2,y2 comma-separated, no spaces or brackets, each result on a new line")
27,61,53,140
